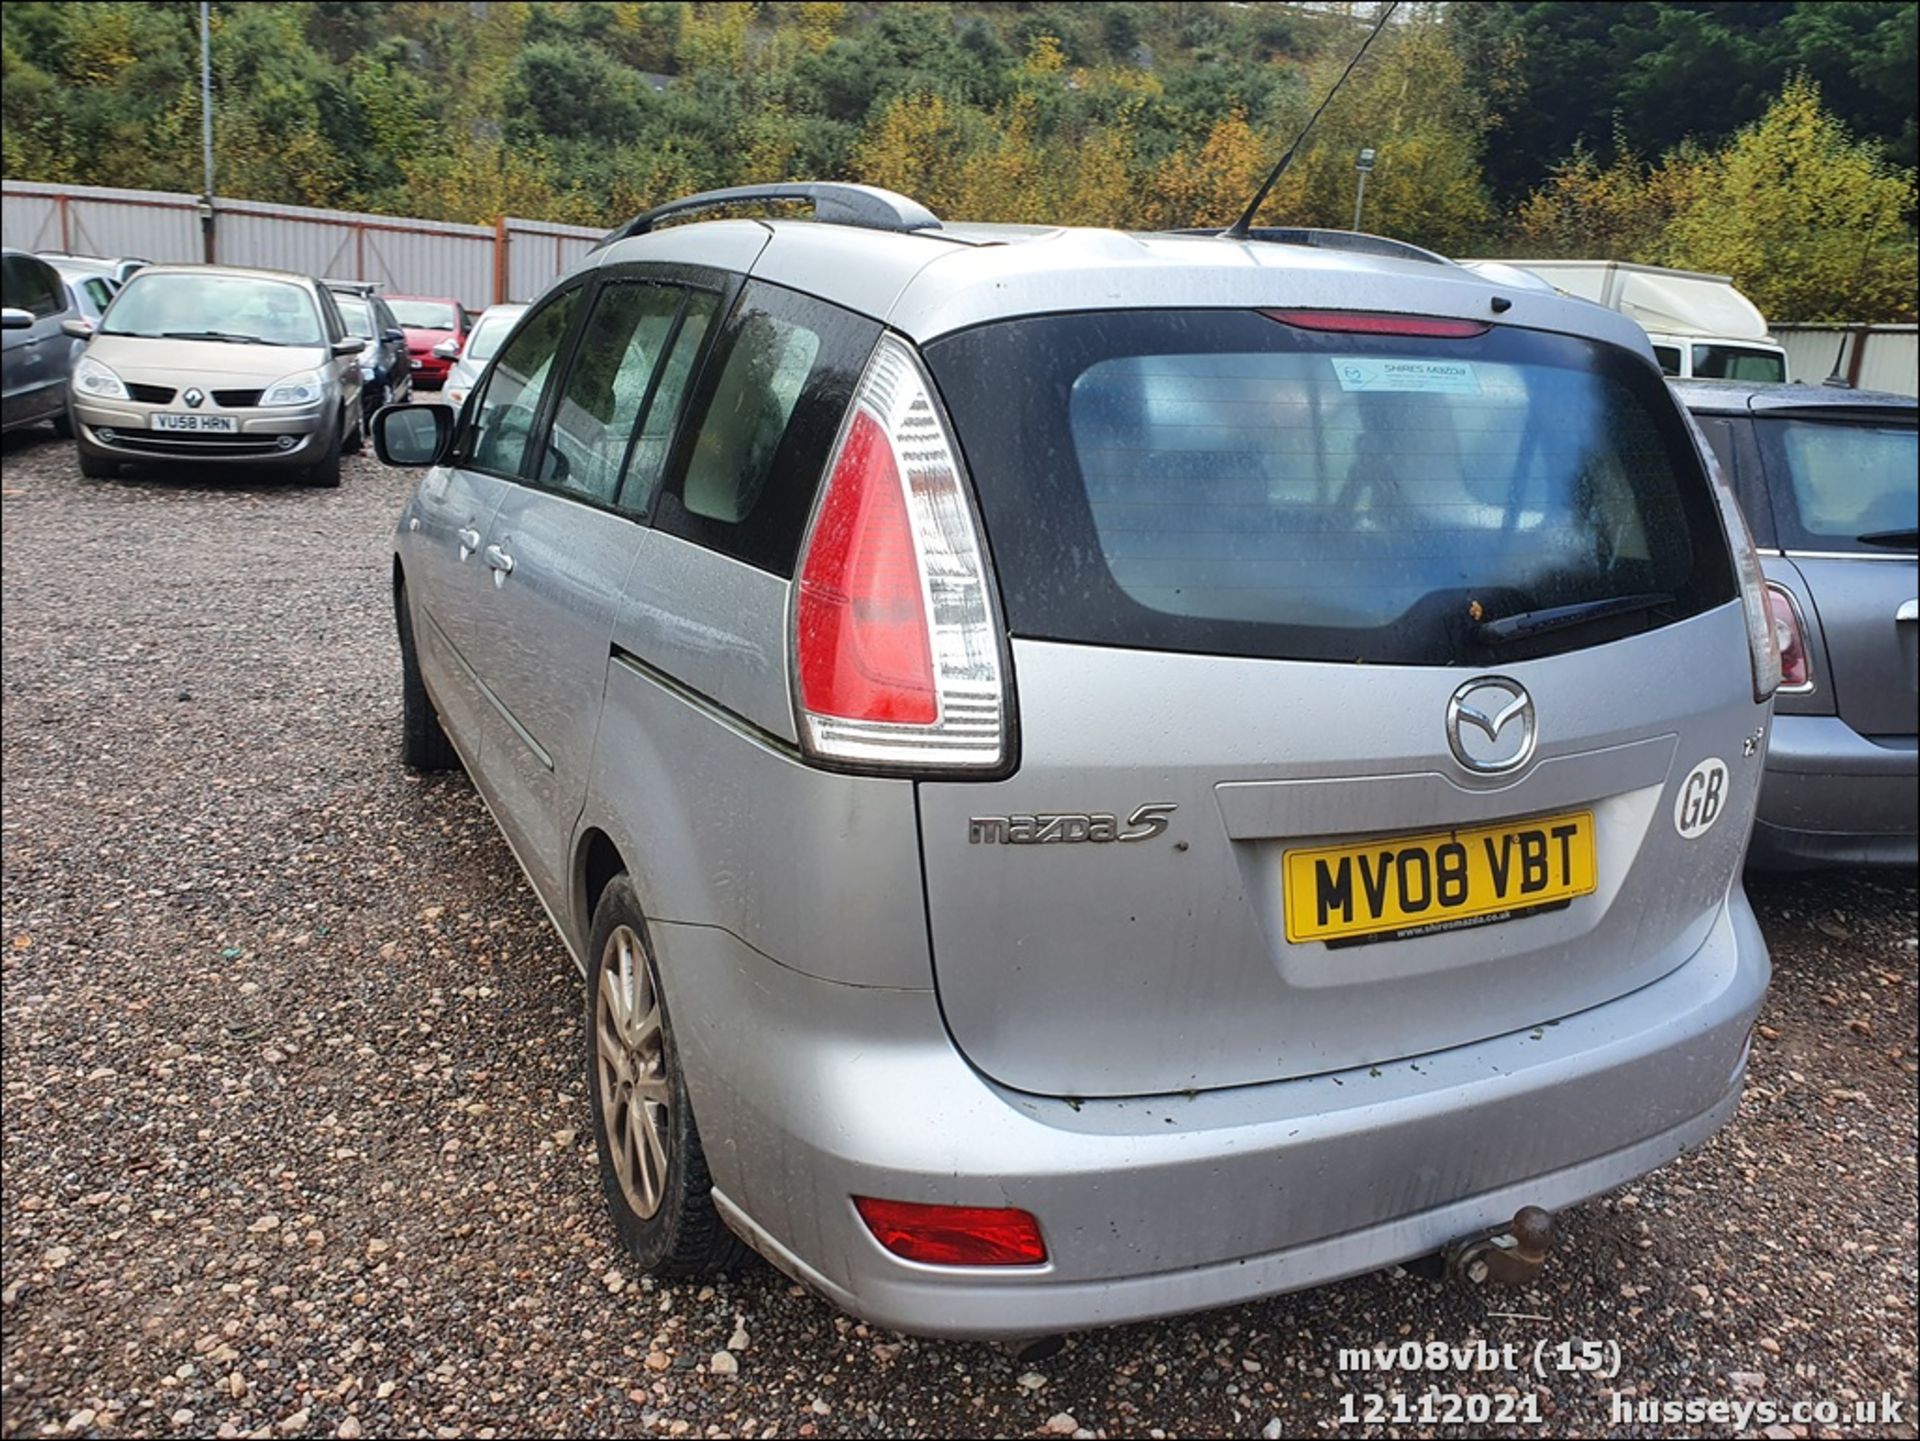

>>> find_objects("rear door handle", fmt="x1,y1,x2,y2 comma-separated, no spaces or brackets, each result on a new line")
456,527,481,558
485,544,515,585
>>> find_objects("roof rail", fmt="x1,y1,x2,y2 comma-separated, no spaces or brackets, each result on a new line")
1172,226,1454,268
596,183,941,249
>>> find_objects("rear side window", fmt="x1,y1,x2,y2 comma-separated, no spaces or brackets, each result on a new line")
1756,416,1917,553
540,281,689,506
1691,344,1786,384
928,311,1737,665
654,281,880,575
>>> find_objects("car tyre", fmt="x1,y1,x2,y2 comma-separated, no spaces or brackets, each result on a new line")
396,583,459,773
586,875,748,1279
304,417,343,487
77,451,118,480
341,403,364,455
50,409,74,440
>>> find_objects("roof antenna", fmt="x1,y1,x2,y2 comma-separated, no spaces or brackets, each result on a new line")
1221,0,1400,241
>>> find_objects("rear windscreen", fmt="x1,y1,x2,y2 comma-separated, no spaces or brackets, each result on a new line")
926,311,1737,665
1757,416,1918,554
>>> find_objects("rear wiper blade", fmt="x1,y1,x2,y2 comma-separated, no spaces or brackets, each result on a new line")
1475,592,1675,646
1856,527,1919,550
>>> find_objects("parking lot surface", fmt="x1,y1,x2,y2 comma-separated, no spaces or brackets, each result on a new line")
2,428,1915,1439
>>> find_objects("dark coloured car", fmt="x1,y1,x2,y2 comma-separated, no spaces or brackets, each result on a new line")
328,284,413,423
386,295,468,389
1,247,82,435
1678,380,1918,868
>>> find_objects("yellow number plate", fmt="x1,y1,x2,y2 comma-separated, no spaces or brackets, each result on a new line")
1284,811,1596,946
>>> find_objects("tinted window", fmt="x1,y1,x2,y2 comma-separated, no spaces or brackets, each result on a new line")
1757,416,1917,553
102,273,323,345
3,255,66,317
540,282,688,505
389,299,459,330
929,310,1737,666
1691,344,1786,384
656,282,879,575
464,289,581,479
1652,345,1682,376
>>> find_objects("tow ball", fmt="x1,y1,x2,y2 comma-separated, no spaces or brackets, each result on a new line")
1445,1206,1557,1287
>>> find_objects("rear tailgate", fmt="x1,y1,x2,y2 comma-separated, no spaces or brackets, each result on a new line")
919,307,1762,1098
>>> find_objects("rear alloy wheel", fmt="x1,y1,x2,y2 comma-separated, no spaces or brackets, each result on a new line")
586,877,746,1278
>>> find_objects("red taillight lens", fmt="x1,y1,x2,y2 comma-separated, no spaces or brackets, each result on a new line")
1262,309,1490,338
853,1196,1048,1267
795,410,937,724
1766,584,1811,690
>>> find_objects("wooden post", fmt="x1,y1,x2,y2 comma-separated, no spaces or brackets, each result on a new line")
1846,327,1868,389
494,216,510,305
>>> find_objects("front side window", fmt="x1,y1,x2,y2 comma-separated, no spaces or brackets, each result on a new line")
4,255,68,317
929,310,1737,665
1652,345,1683,376
464,289,580,479
1758,416,1918,553
466,309,523,363
540,283,689,506
100,273,324,346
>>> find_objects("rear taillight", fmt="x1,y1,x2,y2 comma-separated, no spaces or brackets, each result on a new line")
1688,412,1780,701
792,335,1007,771
1766,584,1812,691
1262,309,1490,338
853,1196,1047,1266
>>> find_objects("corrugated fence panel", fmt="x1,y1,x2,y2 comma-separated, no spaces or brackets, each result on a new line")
1773,325,1919,397
505,218,604,304
215,199,496,308
3,180,202,261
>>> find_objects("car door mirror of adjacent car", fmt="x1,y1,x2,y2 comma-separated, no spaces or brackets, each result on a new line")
374,403,456,467
61,317,95,340
431,339,460,361
331,336,363,357
384,328,406,344
1,308,35,331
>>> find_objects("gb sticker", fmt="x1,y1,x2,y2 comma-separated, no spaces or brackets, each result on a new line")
1674,758,1730,839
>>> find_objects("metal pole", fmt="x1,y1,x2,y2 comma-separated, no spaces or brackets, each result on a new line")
1352,169,1369,232
199,1,215,262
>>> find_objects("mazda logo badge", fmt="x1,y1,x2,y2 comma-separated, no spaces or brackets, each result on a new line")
1446,676,1536,775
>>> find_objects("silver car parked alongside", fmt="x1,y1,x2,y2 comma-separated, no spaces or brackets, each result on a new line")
378,183,1776,1339
2,247,82,436
1679,380,1917,867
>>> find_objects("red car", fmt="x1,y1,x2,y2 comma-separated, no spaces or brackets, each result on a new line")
385,296,468,389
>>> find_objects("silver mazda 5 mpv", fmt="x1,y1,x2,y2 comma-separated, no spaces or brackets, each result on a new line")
377,184,1775,1339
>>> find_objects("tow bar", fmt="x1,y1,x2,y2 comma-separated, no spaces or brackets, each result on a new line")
1445,1206,1557,1287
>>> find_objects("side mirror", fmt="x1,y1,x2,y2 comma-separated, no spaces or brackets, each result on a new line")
1,307,35,331
431,339,460,361
384,328,406,344
330,336,362,357
374,402,455,467
62,317,96,340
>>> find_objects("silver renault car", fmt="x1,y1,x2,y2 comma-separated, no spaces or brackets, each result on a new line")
377,183,1776,1339
67,263,364,486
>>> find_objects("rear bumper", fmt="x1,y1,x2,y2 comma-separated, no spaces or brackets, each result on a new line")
1751,714,1918,869
658,892,1769,1339
409,354,449,385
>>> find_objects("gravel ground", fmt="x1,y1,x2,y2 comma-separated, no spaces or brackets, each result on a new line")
2,423,1915,1441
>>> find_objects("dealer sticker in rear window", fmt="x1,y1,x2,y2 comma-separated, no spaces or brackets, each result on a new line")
1330,356,1480,395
